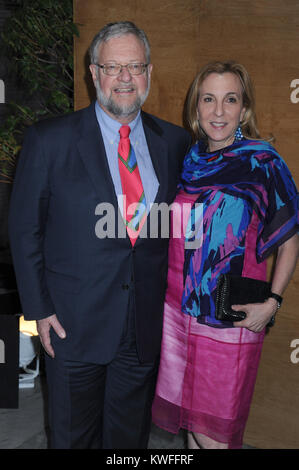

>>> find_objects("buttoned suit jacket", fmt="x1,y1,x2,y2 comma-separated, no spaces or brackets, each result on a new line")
8,102,191,364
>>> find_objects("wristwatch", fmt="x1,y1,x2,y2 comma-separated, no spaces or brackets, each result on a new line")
268,292,283,309
267,292,283,327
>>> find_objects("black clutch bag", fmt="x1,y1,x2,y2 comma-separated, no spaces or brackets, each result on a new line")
215,274,275,327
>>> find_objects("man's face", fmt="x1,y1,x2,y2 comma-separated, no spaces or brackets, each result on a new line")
89,34,152,124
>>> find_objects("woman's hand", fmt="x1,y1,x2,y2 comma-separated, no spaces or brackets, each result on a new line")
232,298,278,332
233,234,299,333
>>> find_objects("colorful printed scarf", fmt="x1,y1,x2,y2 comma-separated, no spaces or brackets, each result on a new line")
180,139,299,326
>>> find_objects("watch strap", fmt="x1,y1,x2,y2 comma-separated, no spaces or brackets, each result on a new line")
269,292,283,307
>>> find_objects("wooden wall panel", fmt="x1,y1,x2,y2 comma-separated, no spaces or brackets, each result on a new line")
74,0,299,448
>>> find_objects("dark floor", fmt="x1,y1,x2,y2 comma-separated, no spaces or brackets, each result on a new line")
0,370,254,450
0,373,186,449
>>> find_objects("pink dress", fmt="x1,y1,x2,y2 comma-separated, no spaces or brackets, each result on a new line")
152,139,298,448
151,191,265,449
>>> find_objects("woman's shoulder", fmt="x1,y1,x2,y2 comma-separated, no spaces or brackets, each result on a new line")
244,140,296,188
243,138,277,152
243,138,283,164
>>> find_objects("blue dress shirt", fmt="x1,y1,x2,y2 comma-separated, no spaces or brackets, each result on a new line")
95,101,159,214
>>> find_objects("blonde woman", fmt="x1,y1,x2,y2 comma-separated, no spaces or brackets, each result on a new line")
152,61,299,449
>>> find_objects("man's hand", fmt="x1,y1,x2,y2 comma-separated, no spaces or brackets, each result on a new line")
37,314,66,358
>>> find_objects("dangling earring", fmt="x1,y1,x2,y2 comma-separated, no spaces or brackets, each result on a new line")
234,125,244,141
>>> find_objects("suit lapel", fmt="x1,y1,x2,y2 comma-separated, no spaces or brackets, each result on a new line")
76,103,118,206
75,105,170,246
141,111,169,206
76,106,169,206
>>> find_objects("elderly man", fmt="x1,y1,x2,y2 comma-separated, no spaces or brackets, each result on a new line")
9,21,191,448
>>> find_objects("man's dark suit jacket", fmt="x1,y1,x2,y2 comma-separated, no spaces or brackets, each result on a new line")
8,102,191,364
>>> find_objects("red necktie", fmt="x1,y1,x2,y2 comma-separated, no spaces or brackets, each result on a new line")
118,125,147,245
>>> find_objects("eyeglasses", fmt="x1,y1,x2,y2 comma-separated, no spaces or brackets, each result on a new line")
94,63,149,76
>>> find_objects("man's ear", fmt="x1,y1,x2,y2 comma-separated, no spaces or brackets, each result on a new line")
89,64,98,84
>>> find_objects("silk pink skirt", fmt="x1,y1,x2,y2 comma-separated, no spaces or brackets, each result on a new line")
152,193,265,449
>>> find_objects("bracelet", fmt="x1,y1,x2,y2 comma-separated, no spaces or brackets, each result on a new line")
268,292,283,309
267,293,283,327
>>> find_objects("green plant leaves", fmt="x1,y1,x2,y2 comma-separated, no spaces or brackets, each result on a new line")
0,0,79,182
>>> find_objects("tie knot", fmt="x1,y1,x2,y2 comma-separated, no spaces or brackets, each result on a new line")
119,125,131,139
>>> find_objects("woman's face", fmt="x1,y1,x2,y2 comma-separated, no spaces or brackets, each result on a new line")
197,72,246,152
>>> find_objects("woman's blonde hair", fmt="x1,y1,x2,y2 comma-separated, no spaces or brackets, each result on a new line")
184,61,262,143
